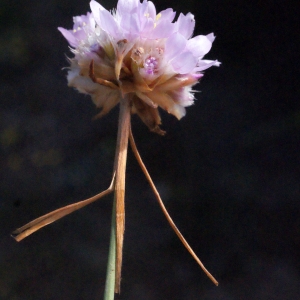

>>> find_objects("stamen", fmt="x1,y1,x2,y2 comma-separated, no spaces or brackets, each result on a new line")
134,47,144,57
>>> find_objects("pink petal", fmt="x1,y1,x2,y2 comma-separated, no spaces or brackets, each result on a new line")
149,19,174,38
140,17,155,36
146,1,156,20
187,34,214,57
58,27,77,47
98,9,120,39
206,32,216,43
165,32,187,61
117,0,139,14
194,59,221,72
89,0,105,26
176,13,195,39
120,13,140,35
158,8,176,23
171,51,197,74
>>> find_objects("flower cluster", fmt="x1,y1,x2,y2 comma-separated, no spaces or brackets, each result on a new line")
59,0,220,134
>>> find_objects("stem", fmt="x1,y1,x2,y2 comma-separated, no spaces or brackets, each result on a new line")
112,97,131,293
103,194,117,300
103,96,131,298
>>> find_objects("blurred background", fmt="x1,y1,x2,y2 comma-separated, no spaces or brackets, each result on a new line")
1,0,299,299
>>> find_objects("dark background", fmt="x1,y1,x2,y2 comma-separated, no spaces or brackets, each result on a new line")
1,0,299,299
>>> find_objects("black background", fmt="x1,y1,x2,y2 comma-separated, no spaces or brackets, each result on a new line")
1,0,299,299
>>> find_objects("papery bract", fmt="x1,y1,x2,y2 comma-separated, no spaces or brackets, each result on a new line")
59,0,220,134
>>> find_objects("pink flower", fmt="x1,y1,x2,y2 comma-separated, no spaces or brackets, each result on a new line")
59,0,220,134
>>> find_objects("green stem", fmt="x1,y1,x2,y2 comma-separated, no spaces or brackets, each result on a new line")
103,194,116,300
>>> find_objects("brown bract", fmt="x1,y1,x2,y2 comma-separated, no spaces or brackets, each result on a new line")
83,39,198,135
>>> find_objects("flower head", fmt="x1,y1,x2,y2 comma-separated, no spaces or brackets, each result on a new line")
59,0,220,134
